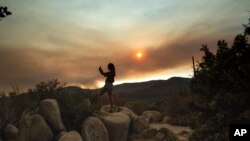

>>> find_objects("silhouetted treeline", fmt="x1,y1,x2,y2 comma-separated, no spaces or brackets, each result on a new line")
189,18,250,141
0,6,11,20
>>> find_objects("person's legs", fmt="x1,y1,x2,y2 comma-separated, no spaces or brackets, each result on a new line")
98,88,107,108
108,90,114,112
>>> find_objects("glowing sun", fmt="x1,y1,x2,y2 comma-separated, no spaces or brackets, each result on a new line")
136,52,142,59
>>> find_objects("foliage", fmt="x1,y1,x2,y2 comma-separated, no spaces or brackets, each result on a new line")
0,6,12,20
0,79,94,135
127,101,152,115
161,90,197,126
28,78,66,100
55,92,92,132
189,18,250,141
27,79,93,131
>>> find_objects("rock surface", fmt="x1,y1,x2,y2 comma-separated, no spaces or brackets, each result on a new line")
131,115,149,133
154,132,166,140
81,117,109,141
142,128,158,138
58,131,83,141
18,114,53,141
100,112,130,141
3,124,18,140
161,116,170,123
150,123,192,141
142,111,162,123
54,131,67,141
39,99,66,132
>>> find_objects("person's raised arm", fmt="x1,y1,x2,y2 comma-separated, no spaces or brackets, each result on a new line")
99,66,107,76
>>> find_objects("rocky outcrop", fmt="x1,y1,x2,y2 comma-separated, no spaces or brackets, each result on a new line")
161,116,170,123
54,131,67,141
3,124,18,140
156,127,177,141
39,99,66,133
149,123,192,141
18,114,53,141
141,128,158,138
142,111,163,123
100,105,136,117
100,112,130,141
81,117,109,141
131,115,149,133
154,132,166,140
58,131,83,141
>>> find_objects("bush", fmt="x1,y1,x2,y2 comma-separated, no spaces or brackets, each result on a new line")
189,18,250,140
55,92,92,132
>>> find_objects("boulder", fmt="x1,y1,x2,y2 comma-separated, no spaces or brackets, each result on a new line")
54,131,67,141
142,111,162,123
100,113,130,141
100,105,136,116
39,99,66,132
117,107,137,118
3,124,18,140
162,116,170,123
142,128,158,138
154,132,165,140
81,117,109,141
18,114,53,141
131,115,149,133
58,131,83,141
158,127,177,141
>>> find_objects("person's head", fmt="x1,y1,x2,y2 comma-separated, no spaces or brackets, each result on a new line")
108,63,115,71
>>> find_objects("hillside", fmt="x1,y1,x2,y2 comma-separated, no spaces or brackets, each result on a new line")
113,77,190,101
63,77,190,101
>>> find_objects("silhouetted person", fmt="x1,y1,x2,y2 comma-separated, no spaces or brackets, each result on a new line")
98,63,116,112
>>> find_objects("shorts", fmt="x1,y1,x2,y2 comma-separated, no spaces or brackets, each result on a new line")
103,82,113,91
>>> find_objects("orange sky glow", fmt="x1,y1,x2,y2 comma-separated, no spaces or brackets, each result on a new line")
0,0,249,92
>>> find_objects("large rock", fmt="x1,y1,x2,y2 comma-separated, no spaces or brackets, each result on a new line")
162,116,170,123
131,115,149,133
117,106,137,118
58,131,83,141
154,132,166,140
81,117,109,141
158,127,177,141
39,99,66,132
54,131,67,141
142,128,158,138
3,124,18,140
100,113,130,141
142,111,162,123
18,114,53,141
100,105,136,116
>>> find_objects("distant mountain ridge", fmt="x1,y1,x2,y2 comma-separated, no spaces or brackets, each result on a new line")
65,77,190,101
113,77,190,100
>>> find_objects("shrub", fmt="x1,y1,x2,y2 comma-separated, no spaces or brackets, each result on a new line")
189,18,250,140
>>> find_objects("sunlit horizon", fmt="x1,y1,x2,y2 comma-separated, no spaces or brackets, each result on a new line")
0,0,249,93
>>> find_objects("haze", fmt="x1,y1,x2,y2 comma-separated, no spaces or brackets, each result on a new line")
0,0,249,92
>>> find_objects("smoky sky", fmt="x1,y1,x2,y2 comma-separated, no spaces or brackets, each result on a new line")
0,31,235,92
0,0,249,92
